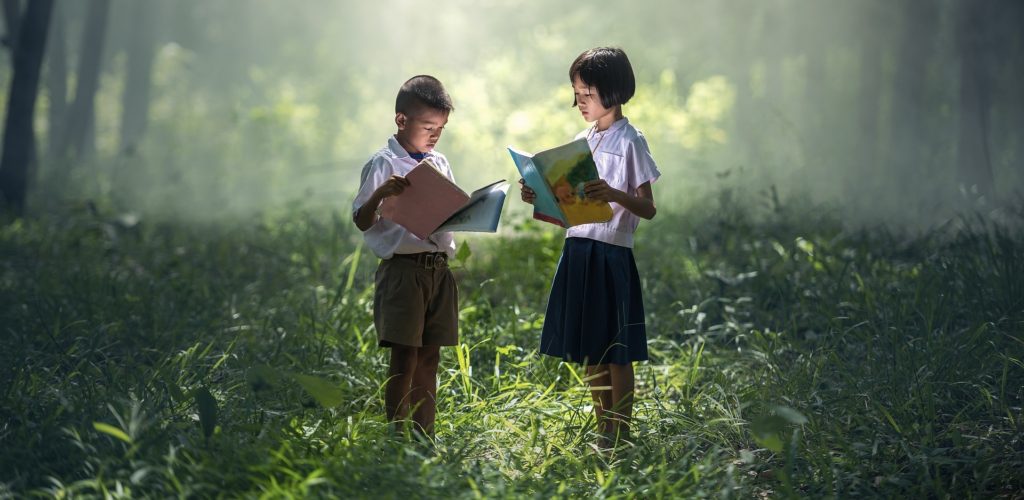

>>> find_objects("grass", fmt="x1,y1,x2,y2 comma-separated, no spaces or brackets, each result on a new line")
1,200,1022,498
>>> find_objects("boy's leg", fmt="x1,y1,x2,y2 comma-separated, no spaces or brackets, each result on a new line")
608,362,635,439
586,364,613,434
386,345,419,431
410,345,440,435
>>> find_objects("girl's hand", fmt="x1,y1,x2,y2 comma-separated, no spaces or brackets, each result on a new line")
519,178,536,204
583,179,622,203
374,175,410,200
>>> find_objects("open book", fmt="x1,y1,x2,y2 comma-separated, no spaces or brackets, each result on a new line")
379,159,509,240
507,137,613,227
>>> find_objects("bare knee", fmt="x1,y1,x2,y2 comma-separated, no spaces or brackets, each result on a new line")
416,345,440,370
390,346,418,376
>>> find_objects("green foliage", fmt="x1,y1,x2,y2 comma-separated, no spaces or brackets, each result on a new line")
1,200,1022,497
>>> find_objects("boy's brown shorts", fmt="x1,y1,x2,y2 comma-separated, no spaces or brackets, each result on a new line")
374,252,459,348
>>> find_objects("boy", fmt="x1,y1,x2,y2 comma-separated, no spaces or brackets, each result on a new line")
352,75,457,438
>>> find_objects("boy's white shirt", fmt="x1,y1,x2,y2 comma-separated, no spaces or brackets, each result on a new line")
352,136,457,259
566,117,661,248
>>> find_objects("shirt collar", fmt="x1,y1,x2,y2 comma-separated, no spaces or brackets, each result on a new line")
388,135,434,161
592,116,628,137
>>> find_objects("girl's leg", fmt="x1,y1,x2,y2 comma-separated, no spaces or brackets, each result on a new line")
386,345,418,432
411,345,441,436
608,362,635,440
586,364,613,434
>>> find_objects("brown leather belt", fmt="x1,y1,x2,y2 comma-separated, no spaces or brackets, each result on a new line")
391,252,448,269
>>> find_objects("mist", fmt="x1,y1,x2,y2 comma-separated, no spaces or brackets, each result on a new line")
2,0,1021,229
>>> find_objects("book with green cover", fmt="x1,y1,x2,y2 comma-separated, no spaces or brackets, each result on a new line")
507,137,612,227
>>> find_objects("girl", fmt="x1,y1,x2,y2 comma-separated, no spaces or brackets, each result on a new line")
520,47,660,446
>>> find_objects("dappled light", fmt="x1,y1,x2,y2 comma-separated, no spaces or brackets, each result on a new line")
1,0,1022,497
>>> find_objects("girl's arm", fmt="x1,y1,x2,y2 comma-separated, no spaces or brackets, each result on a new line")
583,180,657,220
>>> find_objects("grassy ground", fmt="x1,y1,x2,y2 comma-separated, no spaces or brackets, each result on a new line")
1,201,1022,498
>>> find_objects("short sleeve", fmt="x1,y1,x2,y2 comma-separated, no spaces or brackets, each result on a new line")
628,134,661,189
430,152,455,183
352,155,394,215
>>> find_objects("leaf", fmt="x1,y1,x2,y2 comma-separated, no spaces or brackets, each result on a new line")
343,241,362,293
751,406,807,452
289,373,343,408
454,241,473,266
93,422,132,444
773,405,808,425
246,364,282,392
751,414,787,452
195,386,218,439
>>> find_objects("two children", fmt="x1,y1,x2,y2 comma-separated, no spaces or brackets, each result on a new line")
354,47,657,446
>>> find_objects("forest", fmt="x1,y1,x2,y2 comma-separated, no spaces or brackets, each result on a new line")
1,0,1022,497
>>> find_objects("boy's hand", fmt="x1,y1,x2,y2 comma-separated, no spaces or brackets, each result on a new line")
374,175,410,200
583,179,622,203
519,178,536,204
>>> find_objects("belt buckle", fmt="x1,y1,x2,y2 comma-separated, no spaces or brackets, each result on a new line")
424,253,444,270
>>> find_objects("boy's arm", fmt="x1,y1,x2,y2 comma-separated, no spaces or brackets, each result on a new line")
353,175,410,231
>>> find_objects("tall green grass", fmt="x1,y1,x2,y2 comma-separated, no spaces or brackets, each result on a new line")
1,202,1021,498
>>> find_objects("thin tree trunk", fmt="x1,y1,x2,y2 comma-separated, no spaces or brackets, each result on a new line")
886,0,938,190
46,0,66,157
59,0,109,160
956,0,994,198
857,0,884,178
119,0,157,154
0,0,54,213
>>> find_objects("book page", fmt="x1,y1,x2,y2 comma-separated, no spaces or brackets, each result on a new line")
434,180,510,234
379,159,470,239
530,138,613,227
508,147,566,227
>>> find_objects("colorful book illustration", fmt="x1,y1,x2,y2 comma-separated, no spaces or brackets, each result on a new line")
507,137,613,227
379,159,509,240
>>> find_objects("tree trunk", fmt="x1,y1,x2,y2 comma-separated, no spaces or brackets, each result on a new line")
886,0,938,193
119,0,157,154
58,0,109,160
46,0,66,157
1,0,19,51
955,0,994,198
857,0,885,179
0,0,54,214
1015,2,1024,183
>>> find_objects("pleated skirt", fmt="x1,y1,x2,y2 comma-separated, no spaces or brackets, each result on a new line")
540,237,648,365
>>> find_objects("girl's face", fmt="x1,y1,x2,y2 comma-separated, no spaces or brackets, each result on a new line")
395,108,449,154
572,76,613,124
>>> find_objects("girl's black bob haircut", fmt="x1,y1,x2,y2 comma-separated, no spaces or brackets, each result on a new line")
569,47,635,109
396,75,454,116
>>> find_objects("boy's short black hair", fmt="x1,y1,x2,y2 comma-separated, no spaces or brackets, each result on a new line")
569,47,635,109
395,75,454,116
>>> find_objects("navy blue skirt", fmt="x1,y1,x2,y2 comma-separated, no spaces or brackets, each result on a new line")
540,237,648,365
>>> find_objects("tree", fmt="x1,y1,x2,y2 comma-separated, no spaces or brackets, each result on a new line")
955,0,995,199
57,0,109,160
46,0,66,158
856,0,886,177
0,0,54,213
119,0,158,154
1,0,19,51
885,0,939,200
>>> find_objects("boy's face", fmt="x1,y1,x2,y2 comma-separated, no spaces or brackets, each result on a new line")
572,76,612,123
395,108,449,154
